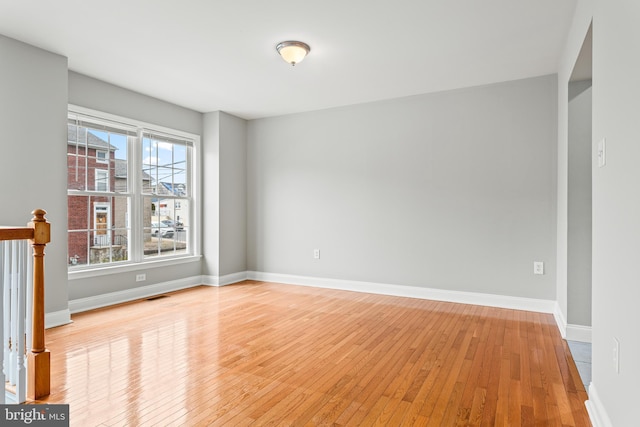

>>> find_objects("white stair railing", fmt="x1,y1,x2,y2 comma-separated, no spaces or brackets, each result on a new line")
1,239,32,403
0,209,51,403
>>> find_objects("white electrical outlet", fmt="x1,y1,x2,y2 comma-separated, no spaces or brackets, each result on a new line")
597,138,606,168
613,337,620,373
136,274,146,282
533,262,544,275
313,249,320,259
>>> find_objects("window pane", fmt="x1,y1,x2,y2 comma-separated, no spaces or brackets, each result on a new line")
68,195,89,231
68,116,131,268
68,124,127,193
67,153,87,191
112,135,130,193
114,158,129,193
112,196,130,262
68,195,131,266
144,197,188,258
173,144,187,194
142,137,159,193
68,195,89,266
68,230,89,267
141,135,189,196
89,196,130,265
95,169,109,192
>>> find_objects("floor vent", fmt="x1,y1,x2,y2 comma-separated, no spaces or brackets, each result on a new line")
146,295,169,301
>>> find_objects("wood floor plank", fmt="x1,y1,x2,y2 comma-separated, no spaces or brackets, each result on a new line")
33,281,590,426
391,303,468,424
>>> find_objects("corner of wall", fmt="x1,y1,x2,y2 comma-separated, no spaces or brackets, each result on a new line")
45,309,72,329
201,271,248,287
586,383,614,427
553,301,568,339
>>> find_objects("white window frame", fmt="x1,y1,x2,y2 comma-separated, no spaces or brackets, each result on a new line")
95,168,109,192
68,105,202,278
96,150,108,164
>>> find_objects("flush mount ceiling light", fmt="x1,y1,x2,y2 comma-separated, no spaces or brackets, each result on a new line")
276,41,310,66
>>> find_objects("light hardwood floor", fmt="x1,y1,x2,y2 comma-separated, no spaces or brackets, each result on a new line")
36,281,591,426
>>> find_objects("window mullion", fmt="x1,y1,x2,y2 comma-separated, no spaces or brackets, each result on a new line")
132,131,143,263
186,145,193,253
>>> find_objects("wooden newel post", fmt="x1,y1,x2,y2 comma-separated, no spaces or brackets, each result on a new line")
27,209,50,400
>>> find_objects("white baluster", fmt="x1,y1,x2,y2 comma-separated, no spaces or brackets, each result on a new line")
0,241,5,404
9,240,18,387
3,242,11,390
1,240,31,404
24,240,33,402
15,240,27,403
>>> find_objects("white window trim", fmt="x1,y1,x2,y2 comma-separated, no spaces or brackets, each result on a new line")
68,254,202,280
96,150,108,164
95,168,109,192
68,104,202,275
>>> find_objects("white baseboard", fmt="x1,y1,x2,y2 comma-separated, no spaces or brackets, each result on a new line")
68,275,203,314
552,302,592,342
45,309,72,329
219,271,248,286
566,324,592,343
246,271,556,313
554,302,568,338
201,274,218,286
201,272,248,287
586,383,613,427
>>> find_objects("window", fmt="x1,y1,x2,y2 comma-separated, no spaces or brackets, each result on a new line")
95,169,109,192
67,107,199,270
96,150,108,164
141,131,192,259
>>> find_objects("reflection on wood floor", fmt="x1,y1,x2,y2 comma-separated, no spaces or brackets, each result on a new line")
37,281,590,426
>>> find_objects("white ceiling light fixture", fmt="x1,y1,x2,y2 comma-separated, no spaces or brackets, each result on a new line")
276,41,310,66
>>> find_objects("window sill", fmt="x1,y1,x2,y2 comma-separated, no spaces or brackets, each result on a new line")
68,255,202,280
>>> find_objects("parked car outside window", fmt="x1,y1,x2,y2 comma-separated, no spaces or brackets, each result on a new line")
151,221,175,238
161,219,184,231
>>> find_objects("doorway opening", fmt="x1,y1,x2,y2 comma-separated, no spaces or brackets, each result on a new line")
567,22,593,387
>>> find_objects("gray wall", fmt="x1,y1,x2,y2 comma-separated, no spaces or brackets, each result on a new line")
0,35,69,314
567,81,592,326
201,112,248,278
591,0,640,424
69,72,202,135
219,113,247,276
67,72,203,300
248,75,558,299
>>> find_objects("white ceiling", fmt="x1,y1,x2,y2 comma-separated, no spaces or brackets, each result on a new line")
0,0,577,119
